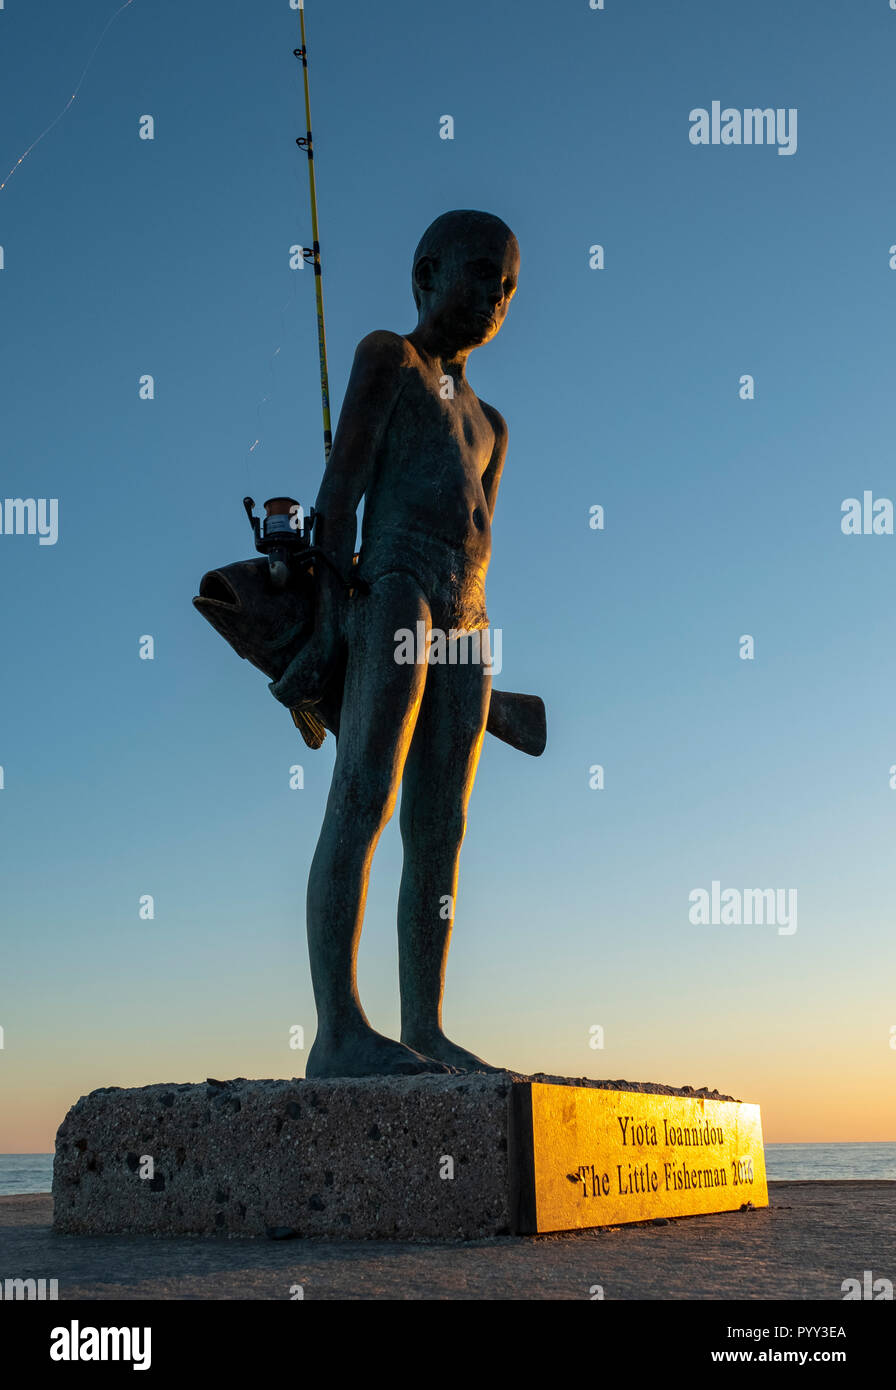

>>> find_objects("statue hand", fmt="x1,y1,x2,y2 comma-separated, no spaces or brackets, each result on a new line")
269,627,341,709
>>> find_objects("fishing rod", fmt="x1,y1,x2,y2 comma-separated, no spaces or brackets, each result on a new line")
294,0,332,464
242,0,334,588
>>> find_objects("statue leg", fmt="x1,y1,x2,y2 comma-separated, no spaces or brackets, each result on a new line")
305,572,452,1078
397,638,503,1072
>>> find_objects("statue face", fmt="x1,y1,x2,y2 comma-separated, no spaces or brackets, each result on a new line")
417,229,519,350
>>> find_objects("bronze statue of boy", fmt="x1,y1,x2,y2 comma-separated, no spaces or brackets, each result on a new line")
269,210,521,1078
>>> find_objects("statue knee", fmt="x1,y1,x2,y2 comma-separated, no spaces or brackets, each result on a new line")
345,776,398,835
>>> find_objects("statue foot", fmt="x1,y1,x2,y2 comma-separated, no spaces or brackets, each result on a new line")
401,1029,504,1073
306,1025,456,1079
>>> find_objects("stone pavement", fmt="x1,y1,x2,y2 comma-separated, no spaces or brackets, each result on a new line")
1,1183,892,1299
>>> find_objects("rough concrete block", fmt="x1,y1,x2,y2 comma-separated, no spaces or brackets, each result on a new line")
52,1074,745,1240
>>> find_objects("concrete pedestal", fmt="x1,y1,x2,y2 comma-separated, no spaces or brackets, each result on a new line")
52,1074,763,1240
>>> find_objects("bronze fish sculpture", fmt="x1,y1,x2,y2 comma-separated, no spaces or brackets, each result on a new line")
194,557,546,757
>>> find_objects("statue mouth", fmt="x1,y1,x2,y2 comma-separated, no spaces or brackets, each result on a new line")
195,569,239,609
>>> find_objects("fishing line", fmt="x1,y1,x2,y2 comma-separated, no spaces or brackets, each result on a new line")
0,0,138,193
246,136,308,468
246,275,298,462
2,1,329,491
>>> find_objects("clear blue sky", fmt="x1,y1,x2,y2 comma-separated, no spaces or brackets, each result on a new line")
2,0,895,1147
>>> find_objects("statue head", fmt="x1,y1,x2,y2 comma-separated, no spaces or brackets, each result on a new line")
411,210,519,351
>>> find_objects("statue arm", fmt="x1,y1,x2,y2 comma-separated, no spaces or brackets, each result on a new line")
479,402,508,521
269,331,407,709
314,330,408,640
314,329,409,577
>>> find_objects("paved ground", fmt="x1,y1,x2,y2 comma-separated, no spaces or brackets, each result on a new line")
0,1183,892,1299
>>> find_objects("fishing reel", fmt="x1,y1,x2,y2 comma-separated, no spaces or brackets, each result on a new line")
243,494,366,596
243,496,315,589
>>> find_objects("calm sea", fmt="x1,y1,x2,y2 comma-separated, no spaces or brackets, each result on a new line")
1,1144,895,1196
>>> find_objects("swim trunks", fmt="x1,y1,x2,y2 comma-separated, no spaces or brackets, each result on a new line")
356,526,489,632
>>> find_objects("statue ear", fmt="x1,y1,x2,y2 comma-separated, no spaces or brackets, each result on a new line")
413,254,439,297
